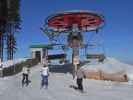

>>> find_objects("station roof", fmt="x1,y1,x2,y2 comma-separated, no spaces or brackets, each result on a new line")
29,44,53,49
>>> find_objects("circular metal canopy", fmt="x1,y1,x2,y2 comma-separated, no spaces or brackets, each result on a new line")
46,11,104,32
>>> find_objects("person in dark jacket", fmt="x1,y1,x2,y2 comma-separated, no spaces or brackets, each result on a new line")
76,68,85,91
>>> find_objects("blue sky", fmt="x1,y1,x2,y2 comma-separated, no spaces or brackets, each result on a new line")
14,0,133,64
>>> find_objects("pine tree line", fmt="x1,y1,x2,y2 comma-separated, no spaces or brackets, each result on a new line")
0,0,21,62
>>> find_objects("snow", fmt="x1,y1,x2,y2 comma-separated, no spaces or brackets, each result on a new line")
83,57,132,73
0,58,133,100
82,57,133,81
0,58,28,68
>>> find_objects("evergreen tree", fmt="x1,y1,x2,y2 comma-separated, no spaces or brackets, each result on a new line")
6,0,21,60
0,0,21,61
0,0,8,62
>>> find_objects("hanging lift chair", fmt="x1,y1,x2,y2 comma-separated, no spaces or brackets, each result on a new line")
86,53,106,62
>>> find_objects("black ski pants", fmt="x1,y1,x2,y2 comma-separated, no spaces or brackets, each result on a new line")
76,78,83,91
22,73,29,85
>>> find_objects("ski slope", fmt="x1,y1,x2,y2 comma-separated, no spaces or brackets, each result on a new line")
1,59,133,100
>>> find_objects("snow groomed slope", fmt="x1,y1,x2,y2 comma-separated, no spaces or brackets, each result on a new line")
0,58,133,100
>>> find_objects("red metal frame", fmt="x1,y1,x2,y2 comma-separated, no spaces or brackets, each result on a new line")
47,11,104,31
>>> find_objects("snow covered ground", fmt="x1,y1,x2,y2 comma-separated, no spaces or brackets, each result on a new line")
83,57,133,81
1,61,133,100
83,58,133,72
0,58,133,100
0,58,28,68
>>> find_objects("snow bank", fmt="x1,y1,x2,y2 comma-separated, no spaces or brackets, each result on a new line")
0,58,28,68
82,57,133,73
82,57,133,81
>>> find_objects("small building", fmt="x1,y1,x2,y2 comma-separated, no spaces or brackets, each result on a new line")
29,44,52,63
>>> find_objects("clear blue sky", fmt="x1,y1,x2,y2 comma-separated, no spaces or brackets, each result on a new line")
15,0,133,64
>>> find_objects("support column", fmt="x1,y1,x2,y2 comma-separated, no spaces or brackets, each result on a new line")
72,45,79,79
0,32,4,62
42,48,48,65
68,24,83,79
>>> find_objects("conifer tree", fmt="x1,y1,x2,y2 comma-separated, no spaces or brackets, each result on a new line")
0,0,21,61
6,0,21,60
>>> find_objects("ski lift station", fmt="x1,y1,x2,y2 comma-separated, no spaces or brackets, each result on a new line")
30,10,106,77
30,44,67,64
30,44,52,63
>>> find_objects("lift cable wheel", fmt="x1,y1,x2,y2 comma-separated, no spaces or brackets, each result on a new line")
41,10,105,78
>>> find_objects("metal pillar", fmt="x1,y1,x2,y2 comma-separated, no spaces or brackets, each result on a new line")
72,47,79,78
0,32,4,62
42,48,48,65
68,24,82,79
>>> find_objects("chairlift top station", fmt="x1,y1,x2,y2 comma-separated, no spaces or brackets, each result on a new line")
31,10,105,74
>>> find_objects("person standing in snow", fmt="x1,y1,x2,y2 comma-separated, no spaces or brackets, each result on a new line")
40,64,49,89
22,66,30,87
76,67,85,92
